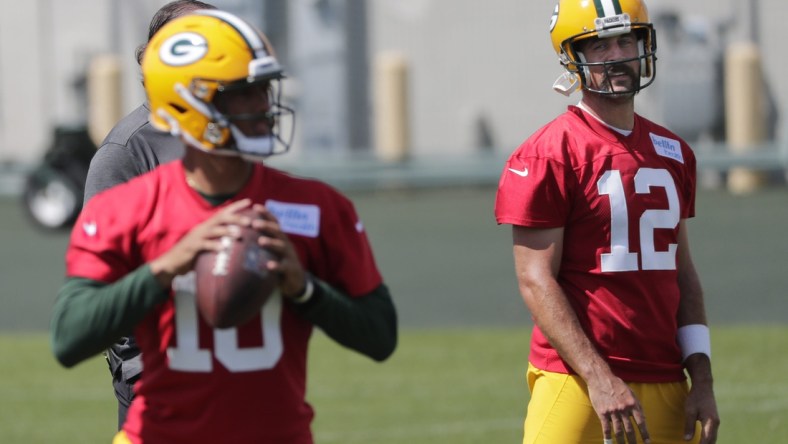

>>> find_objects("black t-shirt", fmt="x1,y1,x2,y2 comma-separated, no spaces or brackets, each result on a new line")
85,103,182,201
84,103,182,381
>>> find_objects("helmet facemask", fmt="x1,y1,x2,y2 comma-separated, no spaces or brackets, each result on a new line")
566,25,657,96
172,74,295,161
549,0,658,97
199,77,295,160
144,10,295,161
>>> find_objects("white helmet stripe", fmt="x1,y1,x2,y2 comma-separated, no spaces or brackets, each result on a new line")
594,0,623,17
195,9,268,57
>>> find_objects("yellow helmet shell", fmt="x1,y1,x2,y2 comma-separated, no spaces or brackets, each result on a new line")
549,0,654,77
142,10,282,151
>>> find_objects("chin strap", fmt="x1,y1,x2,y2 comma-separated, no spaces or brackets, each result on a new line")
553,72,580,96
229,125,276,157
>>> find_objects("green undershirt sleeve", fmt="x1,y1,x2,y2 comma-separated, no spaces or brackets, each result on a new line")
52,267,397,366
51,265,169,368
290,279,398,362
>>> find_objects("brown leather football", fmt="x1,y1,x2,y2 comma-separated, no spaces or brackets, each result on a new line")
194,221,279,329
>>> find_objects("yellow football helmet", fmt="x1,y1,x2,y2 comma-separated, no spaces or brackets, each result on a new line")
142,10,294,158
549,0,656,96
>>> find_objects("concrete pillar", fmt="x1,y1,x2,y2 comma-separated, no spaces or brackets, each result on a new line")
724,42,767,194
374,51,410,162
87,54,123,147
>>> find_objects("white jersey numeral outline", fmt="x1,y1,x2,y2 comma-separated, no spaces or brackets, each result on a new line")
167,272,284,372
597,168,680,272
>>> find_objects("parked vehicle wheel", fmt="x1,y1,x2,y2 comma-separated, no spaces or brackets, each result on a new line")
22,165,82,230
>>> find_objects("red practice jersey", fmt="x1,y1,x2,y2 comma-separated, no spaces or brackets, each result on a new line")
495,106,696,383
66,161,382,443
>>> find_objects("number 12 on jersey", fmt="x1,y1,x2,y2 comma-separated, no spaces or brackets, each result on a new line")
597,168,680,273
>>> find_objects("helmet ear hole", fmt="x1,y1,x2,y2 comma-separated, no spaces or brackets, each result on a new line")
171,103,187,114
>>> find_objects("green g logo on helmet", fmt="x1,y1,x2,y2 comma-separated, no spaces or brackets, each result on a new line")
549,0,656,96
549,5,559,32
159,32,208,66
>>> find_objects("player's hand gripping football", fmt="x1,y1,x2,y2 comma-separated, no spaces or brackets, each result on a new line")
149,199,254,288
587,373,651,444
246,203,308,299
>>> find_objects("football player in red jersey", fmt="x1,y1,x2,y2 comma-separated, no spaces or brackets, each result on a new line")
85,1,218,430
495,1,719,443
51,10,396,444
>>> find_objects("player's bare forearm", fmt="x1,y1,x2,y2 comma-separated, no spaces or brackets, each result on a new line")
675,222,720,442
521,272,609,380
512,225,650,442
512,225,610,379
685,353,713,386
676,221,708,327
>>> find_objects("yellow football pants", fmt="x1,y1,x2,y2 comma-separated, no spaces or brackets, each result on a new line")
523,363,701,444
112,431,132,444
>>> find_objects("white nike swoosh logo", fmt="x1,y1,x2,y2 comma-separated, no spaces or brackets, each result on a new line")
82,222,98,237
508,167,529,177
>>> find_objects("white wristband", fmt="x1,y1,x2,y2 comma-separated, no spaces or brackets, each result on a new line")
677,324,711,361
290,277,314,304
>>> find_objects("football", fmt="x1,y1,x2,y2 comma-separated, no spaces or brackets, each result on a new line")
194,219,279,329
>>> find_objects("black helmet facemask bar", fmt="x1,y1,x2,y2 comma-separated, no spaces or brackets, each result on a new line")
567,25,657,96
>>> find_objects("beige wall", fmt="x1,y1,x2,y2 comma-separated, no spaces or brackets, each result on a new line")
0,1,48,164
0,0,783,165
370,0,783,156
0,0,163,165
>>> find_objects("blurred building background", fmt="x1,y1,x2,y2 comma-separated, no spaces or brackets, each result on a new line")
0,0,784,194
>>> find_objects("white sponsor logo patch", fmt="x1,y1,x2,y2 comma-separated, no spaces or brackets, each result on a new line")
265,200,320,238
649,133,684,164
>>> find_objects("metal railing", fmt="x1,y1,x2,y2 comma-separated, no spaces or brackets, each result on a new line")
1,140,786,199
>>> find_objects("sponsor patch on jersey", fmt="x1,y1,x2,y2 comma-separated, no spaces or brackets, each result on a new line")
649,133,684,164
265,200,320,238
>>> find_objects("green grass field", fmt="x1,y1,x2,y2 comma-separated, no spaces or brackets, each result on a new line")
1,326,786,443
2,186,787,443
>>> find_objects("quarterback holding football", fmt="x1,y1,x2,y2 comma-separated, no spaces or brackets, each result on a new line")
51,9,396,444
